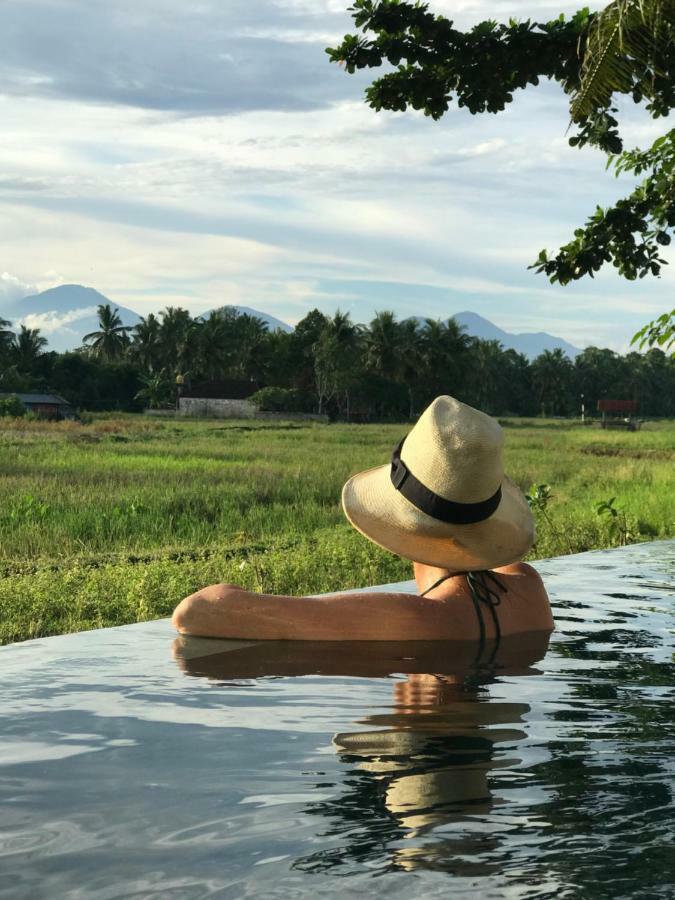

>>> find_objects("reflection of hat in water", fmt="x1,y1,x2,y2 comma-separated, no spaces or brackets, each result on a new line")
333,727,525,770
334,727,524,837
342,395,535,571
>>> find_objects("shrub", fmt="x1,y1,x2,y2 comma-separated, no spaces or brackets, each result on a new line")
0,395,26,417
250,387,305,412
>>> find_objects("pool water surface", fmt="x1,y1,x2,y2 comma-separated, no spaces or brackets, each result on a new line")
0,541,673,899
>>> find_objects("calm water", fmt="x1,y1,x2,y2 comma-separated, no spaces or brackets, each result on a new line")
0,541,673,899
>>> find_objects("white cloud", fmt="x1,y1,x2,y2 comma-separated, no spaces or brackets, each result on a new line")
18,306,97,335
457,138,508,157
0,271,35,306
0,0,355,114
234,27,340,43
0,0,670,352
428,1,606,25
0,202,287,316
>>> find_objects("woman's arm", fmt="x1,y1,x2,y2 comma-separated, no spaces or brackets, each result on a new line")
171,582,470,642
172,563,552,642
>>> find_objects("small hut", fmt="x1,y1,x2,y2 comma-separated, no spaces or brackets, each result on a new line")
0,392,76,421
597,399,640,431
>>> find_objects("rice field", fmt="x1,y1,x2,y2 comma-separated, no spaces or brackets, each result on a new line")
1,414,673,644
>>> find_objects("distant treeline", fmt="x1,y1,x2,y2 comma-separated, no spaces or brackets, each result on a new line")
1,305,674,419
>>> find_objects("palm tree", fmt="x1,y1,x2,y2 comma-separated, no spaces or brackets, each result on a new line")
131,313,162,373
182,320,202,376
83,304,132,361
134,371,172,410
399,318,423,418
313,310,361,418
531,349,574,416
640,346,675,416
1,316,22,392
472,339,504,414
419,318,447,398
0,316,12,341
444,316,473,389
574,346,623,410
364,311,403,381
288,309,330,396
322,309,360,349
571,0,674,121
195,311,231,381
0,317,14,362
158,307,194,373
231,313,269,380
617,351,648,405
333,310,363,419
500,348,534,415
418,318,471,399
12,325,47,372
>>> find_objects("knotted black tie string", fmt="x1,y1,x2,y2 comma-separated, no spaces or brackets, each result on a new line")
466,570,507,653
419,570,507,653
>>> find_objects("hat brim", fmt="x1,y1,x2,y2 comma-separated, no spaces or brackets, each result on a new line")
342,464,534,572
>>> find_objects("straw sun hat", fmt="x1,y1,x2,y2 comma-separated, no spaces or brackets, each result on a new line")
341,395,535,572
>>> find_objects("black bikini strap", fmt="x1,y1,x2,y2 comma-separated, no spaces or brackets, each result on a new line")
466,570,506,657
419,570,507,654
419,573,455,597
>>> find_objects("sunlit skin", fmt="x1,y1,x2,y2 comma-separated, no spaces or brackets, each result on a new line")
171,560,553,642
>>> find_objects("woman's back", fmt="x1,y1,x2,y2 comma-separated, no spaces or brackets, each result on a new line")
414,562,553,641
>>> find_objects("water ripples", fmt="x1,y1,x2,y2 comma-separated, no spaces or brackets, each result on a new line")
0,541,672,898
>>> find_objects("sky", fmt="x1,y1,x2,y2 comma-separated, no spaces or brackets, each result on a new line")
0,0,672,351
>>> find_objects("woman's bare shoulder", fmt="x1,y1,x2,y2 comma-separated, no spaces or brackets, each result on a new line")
494,561,548,595
494,561,541,578
493,562,552,631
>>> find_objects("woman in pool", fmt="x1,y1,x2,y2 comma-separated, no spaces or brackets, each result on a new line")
172,396,553,643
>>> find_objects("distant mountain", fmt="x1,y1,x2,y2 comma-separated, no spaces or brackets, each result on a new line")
0,284,578,358
3,285,141,353
453,311,580,359
409,310,580,360
201,305,293,333
0,288,294,351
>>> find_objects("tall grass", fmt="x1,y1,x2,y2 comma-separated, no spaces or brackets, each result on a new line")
1,415,673,644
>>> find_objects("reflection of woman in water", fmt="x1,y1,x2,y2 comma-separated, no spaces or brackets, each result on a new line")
172,396,553,642
330,671,531,874
173,633,550,874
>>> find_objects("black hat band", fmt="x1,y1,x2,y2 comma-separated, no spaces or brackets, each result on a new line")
390,436,502,525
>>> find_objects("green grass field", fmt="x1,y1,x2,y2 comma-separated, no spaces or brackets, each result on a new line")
1,414,674,644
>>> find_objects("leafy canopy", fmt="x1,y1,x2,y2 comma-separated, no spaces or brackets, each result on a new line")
327,1,675,288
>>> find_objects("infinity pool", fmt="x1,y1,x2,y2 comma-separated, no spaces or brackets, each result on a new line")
1,541,673,899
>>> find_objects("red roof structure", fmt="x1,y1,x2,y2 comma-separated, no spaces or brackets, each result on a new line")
597,398,640,430
597,399,638,413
